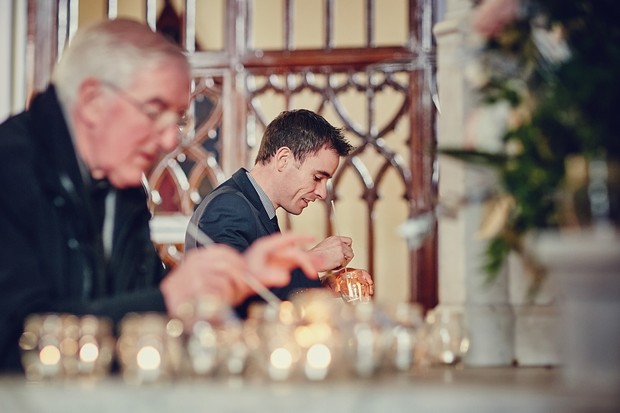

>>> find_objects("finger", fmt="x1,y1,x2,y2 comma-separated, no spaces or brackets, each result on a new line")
343,252,354,267
366,275,374,295
187,246,250,302
270,247,318,279
367,280,374,296
358,270,374,296
198,249,247,290
252,232,316,253
339,236,353,246
210,261,247,299
196,270,234,302
343,245,354,259
251,269,289,288
254,249,316,284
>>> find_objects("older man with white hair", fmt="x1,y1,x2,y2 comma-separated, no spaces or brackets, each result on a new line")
0,19,317,372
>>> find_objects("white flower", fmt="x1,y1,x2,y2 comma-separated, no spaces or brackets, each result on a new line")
398,212,435,250
465,101,512,153
532,25,571,64
464,59,491,89
505,139,524,156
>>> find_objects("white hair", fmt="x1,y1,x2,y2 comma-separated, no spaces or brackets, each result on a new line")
52,18,189,108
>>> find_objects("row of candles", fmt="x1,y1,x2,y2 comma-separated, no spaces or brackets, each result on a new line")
19,290,469,383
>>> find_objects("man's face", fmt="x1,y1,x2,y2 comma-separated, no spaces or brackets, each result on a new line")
277,145,340,215
84,61,190,188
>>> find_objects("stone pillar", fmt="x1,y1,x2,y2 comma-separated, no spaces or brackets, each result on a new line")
0,1,11,122
509,249,560,366
0,0,28,123
434,0,562,367
434,0,515,366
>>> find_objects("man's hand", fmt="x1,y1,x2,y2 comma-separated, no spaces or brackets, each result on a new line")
308,235,353,271
244,232,318,286
160,244,249,318
160,233,317,319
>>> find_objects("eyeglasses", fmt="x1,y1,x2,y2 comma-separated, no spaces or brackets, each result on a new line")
101,81,192,133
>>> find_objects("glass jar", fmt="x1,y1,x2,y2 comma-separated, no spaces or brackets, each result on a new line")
19,313,114,380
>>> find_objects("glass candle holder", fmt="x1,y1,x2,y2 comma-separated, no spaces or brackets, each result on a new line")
19,313,114,381
116,313,184,384
186,295,245,377
423,307,469,366
291,289,344,381
334,268,372,303
245,301,301,381
384,303,425,372
342,302,384,378
74,315,115,377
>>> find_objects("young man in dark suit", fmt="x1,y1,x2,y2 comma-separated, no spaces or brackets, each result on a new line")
186,109,374,316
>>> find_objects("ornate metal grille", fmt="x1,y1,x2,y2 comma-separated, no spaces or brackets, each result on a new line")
27,0,438,308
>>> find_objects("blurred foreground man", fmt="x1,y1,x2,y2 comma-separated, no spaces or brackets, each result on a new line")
0,19,316,372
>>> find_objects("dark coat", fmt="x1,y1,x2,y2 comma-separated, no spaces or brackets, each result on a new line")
0,86,167,371
186,168,321,317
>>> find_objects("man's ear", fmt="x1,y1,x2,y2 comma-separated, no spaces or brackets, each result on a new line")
275,146,292,171
75,78,107,125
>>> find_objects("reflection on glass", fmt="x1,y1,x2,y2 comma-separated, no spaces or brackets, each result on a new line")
342,302,384,378
385,303,425,372
19,314,114,380
249,301,300,381
292,290,344,381
116,313,183,384
335,268,372,303
424,307,469,366
186,295,245,377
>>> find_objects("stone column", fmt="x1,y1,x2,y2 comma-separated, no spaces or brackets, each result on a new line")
509,248,560,366
0,1,11,121
434,0,561,367
434,0,515,366
0,1,28,122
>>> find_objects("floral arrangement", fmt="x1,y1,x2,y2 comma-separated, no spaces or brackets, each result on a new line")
442,0,620,293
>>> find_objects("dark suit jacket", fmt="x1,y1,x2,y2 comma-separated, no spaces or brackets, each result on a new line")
186,168,321,317
0,86,167,371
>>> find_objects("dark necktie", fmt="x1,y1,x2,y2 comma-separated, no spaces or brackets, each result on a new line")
271,215,280,232
87,178,111,296
90,178,111,232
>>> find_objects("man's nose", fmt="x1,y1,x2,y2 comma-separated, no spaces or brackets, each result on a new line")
315,181,327,199
158,124,179,153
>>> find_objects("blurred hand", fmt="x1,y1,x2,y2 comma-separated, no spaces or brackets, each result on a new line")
160,233,318,318
160,244,248,318
244,232,318,286
308,235,353,271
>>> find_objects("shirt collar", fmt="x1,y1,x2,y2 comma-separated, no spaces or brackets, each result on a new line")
245,171,276,219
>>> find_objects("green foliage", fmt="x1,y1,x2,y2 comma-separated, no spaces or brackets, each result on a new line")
441,0,620,286
482,235,512,284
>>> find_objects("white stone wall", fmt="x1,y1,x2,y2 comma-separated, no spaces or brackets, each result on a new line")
433,0,560,366
0,0,28,123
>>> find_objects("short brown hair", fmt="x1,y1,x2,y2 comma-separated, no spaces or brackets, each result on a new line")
255,109,352,165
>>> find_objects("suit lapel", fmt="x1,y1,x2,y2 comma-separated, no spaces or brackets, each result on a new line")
230,168,278,234
31,86,107,298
